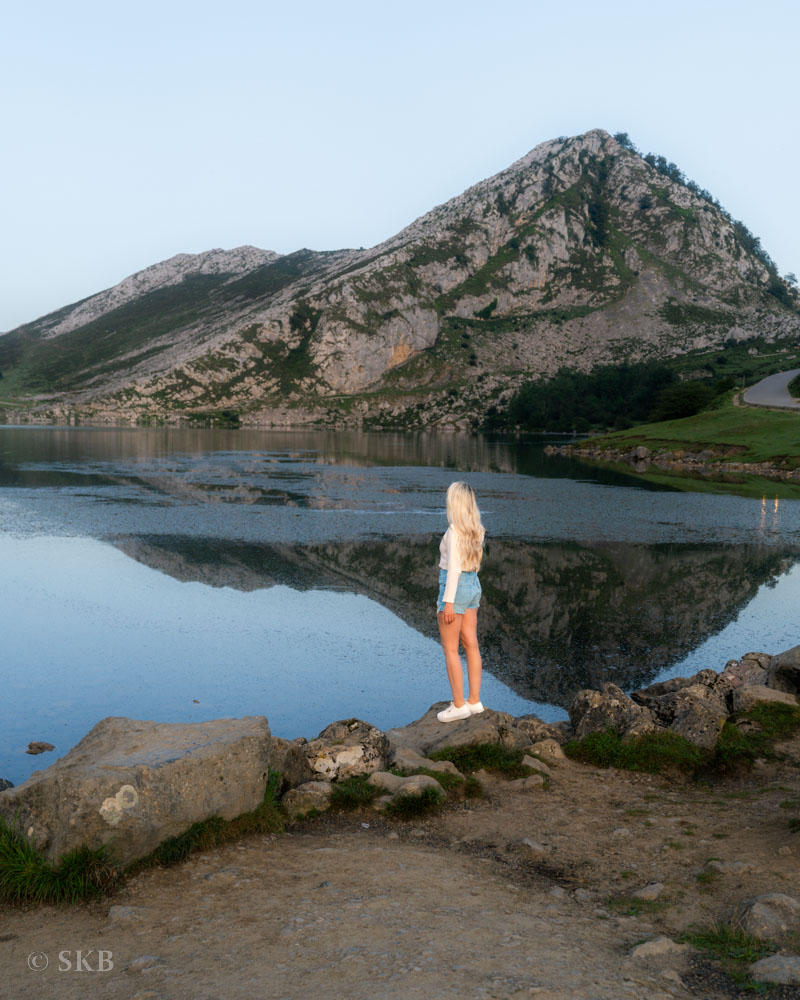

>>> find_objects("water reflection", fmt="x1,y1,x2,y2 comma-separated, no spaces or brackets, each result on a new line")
114,534,798,707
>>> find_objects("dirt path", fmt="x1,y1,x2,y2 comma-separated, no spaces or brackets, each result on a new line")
3,742,800,999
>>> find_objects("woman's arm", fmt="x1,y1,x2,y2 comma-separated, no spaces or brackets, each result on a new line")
442,527,462,622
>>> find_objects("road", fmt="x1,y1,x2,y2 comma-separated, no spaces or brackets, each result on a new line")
742,367,800,410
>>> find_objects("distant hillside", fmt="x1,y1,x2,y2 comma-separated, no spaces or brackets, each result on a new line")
1,128,798,428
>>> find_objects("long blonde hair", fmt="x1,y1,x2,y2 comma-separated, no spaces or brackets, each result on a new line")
446,481,485,571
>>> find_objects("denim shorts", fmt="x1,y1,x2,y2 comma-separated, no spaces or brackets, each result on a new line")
437,569,481,614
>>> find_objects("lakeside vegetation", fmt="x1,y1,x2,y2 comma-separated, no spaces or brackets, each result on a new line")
577,396,800,467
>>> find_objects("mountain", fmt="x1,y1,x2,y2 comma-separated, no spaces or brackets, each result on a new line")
2,129,798,428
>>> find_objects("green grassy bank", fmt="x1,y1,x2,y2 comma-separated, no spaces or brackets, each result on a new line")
582,397,800,465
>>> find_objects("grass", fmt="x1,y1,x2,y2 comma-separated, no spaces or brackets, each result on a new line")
428,743,535,779
680,923,777,989
577,396,800,468
563,729,703,774
1,771,285,904
0,822,119,904
565,704,800,779
383,786,445,820
606,893,668,916
327,775,381,811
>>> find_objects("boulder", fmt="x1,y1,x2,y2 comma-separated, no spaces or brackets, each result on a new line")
742,651,773,671
749,954,800,985
270,737,315,790
303,719,389,781
521,755,552,778
731,893,800,941
281,781,333,820
632,670,719,724
569,683,660,739
732,685,798,713
386,704,507,758
669,684,727,749
526,739,568,764
0,778,13,792
513,716,570,745
767,645,800,695
0,715,270,866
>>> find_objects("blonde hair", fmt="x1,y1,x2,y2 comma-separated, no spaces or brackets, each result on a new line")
446,481,485,571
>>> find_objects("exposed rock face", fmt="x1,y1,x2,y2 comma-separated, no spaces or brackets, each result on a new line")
303,719,389,780
3,129,798,427
668,683,728,748
386,704,565,758
731,685,799,712
281,781,333,820
0,716,271,866
767,644,800,695
569,683,660,739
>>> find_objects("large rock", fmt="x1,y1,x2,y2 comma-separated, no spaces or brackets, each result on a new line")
270,737,315,790
632,670,718,723
569,683,660,739
732,685,798,713
749,954,800,985
281,781,332,820
767,645,800,695
0,778,13,792
303,719,388,780
731,893,800,941
386,704,506,757
668,684,727,748
0,716,270,866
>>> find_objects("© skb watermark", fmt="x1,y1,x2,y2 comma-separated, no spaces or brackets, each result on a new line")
27,950,114,972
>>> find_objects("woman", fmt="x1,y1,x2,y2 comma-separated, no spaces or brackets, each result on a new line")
436,481,485,722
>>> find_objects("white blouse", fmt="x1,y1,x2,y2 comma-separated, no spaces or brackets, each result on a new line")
439,525,463,604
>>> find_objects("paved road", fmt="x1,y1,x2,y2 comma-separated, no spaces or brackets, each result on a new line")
742,368,800,410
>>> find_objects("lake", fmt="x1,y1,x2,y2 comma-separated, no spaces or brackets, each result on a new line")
2,425,799,786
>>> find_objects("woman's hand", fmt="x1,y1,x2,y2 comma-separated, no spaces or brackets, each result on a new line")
442,602,456,624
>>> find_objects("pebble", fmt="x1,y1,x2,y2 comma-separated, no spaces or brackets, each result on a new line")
631,883,665,901
127,955,164,973
630,937,689,960
386,831,399,840
778,846,793,856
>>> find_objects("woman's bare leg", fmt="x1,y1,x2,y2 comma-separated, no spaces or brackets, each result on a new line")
460,608,482,704
437,611,466,705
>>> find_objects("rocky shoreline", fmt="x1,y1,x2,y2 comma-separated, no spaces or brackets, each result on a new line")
3,645,800,996
546,443,800,484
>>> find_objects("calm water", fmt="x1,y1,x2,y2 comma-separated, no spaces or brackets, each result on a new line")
2,426,800,786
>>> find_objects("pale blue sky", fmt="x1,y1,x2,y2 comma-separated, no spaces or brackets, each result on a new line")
1,0,798,332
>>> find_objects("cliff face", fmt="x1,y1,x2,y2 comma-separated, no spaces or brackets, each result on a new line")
2,129,798,426
113,534,795,706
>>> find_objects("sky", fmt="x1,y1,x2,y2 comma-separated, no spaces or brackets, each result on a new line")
1,0,798,332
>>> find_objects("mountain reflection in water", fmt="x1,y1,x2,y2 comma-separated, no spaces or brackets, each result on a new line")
113,535,797,707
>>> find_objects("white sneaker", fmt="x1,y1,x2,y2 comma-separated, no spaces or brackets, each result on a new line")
467,700,485,715
437,702,472,723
